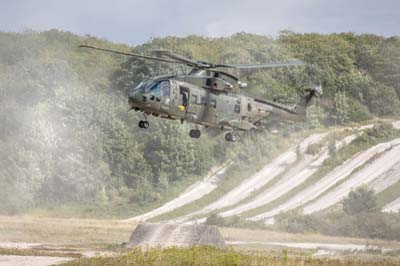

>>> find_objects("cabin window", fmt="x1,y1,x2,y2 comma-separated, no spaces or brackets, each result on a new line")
234,104,241,113
161,81,170,104
201,96,207,105
210,99,216,108
161,81,170,96
206,78,212,86
191,95,198,104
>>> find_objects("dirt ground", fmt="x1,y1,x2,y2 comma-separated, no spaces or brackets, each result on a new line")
1,216,400,265
0,255,70,266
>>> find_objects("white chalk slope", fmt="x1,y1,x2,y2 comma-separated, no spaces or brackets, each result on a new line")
128,121,400,223
219,134,357,218
172,133,328,222
383,198,400,213
303,141,400,214
250,138,400,221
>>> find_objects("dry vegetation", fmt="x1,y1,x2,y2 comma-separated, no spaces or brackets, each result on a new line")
0,247,82,258
0,216,136,248
61,246,400,266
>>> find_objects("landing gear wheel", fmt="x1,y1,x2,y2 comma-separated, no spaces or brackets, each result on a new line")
225,132,238,142
195,129,201,138
189,129,201,139
189,129,196,138
139,120,149,129
225,132,232,142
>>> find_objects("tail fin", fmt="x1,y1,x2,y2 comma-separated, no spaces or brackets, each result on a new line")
294,85,322,115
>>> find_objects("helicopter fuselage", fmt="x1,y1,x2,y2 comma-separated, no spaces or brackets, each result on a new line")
128,70,310,134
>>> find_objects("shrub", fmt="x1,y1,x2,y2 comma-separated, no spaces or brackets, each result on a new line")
342,187,379,216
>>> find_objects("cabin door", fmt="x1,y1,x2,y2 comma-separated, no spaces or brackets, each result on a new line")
179,86,190,116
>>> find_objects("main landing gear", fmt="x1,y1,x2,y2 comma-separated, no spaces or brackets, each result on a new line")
225,132,239,142
139,113,149,129
138,120,149,129
189,129,201,139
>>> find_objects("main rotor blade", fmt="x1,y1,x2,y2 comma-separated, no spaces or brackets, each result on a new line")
79,45,183,64
151,49,200,67
215,60,305,69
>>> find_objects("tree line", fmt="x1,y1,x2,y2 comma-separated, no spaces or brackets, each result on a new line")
0,30,399,217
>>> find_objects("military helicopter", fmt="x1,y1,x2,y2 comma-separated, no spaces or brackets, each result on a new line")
80,45,321,142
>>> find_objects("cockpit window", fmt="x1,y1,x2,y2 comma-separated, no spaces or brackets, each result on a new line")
148,82,161,95
134,80,170,97
147,80,168,95
134,81,149,92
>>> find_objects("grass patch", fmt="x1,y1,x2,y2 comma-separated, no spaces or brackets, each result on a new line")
0,216,136,248
60,246,400,266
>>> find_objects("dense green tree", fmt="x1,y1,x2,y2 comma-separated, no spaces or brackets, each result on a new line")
342,187,379,215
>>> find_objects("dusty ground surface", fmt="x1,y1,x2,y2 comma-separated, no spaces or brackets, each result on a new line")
0,216,133,265
0,255,70,266
1,217,400,264
0,216,136,247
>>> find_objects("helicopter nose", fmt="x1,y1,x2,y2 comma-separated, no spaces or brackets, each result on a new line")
128,90,138,107
128,90,146,108
128,96,135,106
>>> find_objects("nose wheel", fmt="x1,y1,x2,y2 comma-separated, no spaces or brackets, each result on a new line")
139,120,149,129
189,129,201,139
225,132,239,142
